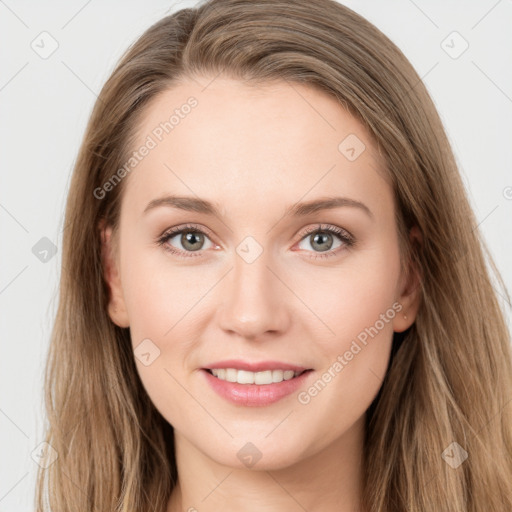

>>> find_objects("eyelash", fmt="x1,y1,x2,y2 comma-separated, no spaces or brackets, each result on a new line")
156,223,355,259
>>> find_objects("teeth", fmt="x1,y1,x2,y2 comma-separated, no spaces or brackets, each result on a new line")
210,368,302,384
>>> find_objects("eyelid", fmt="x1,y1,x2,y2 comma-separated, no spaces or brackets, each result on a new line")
157,223,222,252
298,223,354,242
157,222,216,241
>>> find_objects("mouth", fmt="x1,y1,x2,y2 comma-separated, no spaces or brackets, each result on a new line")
203,368,313,385
201,367,314,407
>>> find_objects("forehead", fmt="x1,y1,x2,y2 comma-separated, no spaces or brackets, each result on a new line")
122,76,392,220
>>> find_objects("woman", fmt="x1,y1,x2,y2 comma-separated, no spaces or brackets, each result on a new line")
36,0,512,510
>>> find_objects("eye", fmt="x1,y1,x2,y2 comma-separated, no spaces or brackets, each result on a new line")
295,223,355,259
156,223,216,257
156,222,355,259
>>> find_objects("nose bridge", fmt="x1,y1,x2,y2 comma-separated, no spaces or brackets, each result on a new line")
217,238,289,338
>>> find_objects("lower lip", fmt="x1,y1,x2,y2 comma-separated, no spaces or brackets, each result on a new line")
201,369,313,407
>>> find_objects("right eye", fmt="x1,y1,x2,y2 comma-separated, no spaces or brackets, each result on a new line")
156,224,216,257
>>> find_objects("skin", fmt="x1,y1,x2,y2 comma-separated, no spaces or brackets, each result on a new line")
102,76,421,512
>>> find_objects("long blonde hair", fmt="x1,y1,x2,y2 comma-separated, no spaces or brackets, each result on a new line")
36,0,512,510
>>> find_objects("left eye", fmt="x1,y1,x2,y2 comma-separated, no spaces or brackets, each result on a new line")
298,230,341,252
295,224,354,257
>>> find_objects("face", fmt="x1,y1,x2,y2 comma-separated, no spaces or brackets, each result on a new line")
102,76,419,470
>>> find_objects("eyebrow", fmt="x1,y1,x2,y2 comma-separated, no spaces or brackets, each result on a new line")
143,195,373,219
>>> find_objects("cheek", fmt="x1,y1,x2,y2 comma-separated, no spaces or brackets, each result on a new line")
290,239,401,349
291,248,401,450
293,240,401,402
119,247,210,421
120,239,210,340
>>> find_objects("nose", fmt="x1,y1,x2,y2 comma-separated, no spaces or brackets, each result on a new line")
217,248,291,340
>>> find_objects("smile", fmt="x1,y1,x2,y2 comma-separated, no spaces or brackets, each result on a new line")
207,368,307,384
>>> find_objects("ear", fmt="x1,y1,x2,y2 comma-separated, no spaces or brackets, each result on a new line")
393,225,422,333
99,220,130,328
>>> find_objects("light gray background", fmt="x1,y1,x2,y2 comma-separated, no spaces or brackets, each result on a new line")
1,1,511,510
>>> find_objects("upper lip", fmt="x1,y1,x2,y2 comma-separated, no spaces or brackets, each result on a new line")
203,360,311,372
